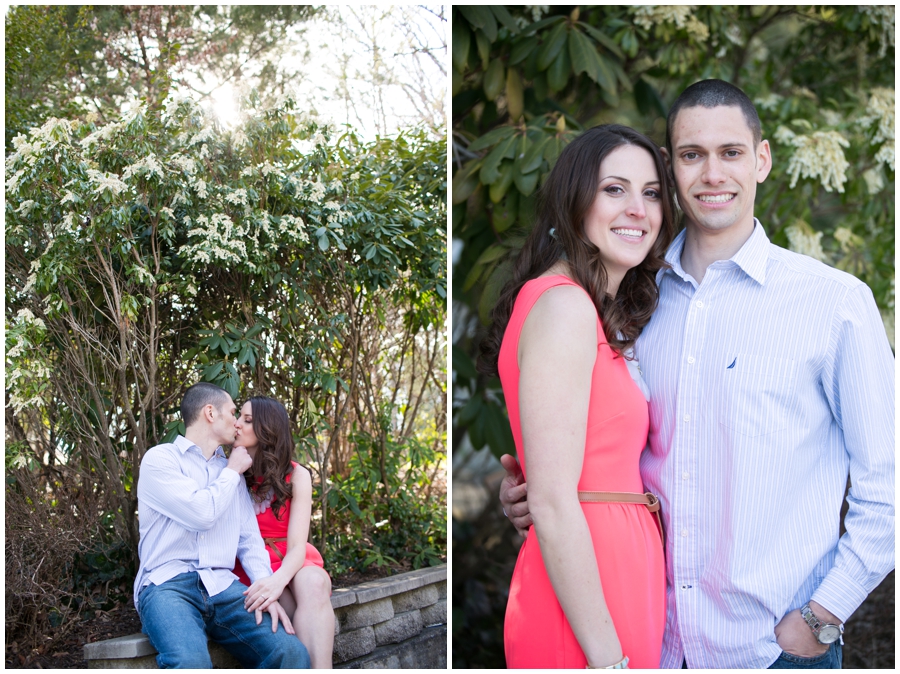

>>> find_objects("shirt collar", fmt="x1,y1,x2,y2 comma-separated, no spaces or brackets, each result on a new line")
660,218,769,286
174,434,226,459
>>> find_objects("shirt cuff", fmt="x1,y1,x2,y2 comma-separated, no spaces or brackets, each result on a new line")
810,566,870,623
220,467,241,483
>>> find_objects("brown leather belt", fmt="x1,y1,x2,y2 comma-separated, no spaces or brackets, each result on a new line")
578,491,665,548
264,537,287,561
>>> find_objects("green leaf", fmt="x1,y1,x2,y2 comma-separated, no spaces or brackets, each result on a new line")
509,35,539,65
514,167,540,196
483,58,505,101
537,21,568,71
519,135,551,174
318,233,329,251
521,15,566,36
469,125,516,151
546,45,571,92
489,160,515,203
479,134,517,185
451,18,470,72
579,22,625,59
459,6,497,42
490,5,519,33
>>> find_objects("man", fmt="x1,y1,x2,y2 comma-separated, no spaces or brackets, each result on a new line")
499,79,894,668
134,382,310,668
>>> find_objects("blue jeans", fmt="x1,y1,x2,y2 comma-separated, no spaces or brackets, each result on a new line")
768,642,842,669
139,572,310,669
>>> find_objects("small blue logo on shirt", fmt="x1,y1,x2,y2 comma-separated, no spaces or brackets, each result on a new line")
727,357,737,369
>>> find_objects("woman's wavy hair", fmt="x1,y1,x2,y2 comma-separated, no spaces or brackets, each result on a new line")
478,124,676,377
243,396,295,520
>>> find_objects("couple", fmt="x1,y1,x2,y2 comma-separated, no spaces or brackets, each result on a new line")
133,383,334,668
482,80,894,668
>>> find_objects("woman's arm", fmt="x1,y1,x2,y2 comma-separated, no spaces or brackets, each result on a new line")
243,465,313,612
518,285,624,668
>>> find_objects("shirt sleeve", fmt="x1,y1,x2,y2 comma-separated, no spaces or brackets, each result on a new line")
812,282,895,622
138,446,241,532
234,485,272,583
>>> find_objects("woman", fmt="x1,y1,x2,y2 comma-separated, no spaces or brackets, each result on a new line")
232,396,335,669
478,125,675,668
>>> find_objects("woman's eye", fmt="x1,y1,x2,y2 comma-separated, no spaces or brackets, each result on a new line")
604,185,624,195
644,189,660,199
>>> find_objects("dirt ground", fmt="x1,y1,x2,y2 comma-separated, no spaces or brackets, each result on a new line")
6,563,409,669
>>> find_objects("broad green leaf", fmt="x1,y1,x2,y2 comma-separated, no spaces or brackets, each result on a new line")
537,21,568,71
519,135,551,174
469,125,516,151
514,166,540,196
489,160,515,203
451,20,470,71
546,46,571,92
506,68,524,121
483,59,505,101
459,6,497,42
579,22,625,59
490,5,519,33
479,134,517,185
509,35,539,65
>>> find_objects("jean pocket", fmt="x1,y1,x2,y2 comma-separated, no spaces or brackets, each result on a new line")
719,354,797,437
770,645,838,669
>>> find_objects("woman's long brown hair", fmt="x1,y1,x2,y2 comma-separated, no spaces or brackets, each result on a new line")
243,396,295,520
478,124,676,376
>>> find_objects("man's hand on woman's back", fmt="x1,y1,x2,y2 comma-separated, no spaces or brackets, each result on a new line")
499,454,533,537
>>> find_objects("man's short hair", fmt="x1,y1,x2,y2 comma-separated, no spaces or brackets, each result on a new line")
181,382,230,427
666,79,762,154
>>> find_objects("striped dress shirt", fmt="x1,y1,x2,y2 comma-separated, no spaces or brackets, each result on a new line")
133,435,272,613
636,221,894,668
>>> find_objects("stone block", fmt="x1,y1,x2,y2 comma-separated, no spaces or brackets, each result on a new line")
84,633,156,660
373,609,422,646
337,597,394,631
336,624,446,669
352,565,446,604
420,598,447,626
333,625,376,664
391,584,439,613
331,587,358,609
435,579,447,600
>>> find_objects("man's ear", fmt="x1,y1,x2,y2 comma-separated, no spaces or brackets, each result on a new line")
202,403,216,423
756,139,772,184
660,146,671,169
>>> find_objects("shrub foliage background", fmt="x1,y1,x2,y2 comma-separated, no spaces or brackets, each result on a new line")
6,95,446,653
451,5,893,668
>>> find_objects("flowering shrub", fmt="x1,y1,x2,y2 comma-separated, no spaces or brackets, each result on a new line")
6,93,446,574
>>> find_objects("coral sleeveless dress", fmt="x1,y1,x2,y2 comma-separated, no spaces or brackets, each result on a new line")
234,461,327,586
501,276,665,668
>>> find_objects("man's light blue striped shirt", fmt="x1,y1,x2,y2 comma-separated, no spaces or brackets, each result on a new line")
133,435,272,613
636,221,894,668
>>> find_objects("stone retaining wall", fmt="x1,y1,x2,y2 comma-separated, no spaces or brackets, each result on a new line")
83,564,447,669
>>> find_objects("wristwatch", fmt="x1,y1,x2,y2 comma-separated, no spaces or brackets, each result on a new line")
800,603,844,645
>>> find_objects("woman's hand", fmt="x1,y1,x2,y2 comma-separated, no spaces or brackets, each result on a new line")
243,573,288,613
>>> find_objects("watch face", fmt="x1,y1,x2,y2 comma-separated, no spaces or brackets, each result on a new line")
818,625,841,644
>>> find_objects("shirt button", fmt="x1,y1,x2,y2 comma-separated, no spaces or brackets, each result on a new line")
696,300,704,308
683,414,691,422
687,356,695,364
681,529,688,537
682,472,689,480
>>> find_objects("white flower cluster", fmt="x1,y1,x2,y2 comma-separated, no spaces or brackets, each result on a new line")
756,93,782,112
129,265,156,286
15,200,36,216
182,212,248,265
859,87,894,170
785,221,828,262
192,178,209,199
859,5,895,58
171,154,198,176
306,179,328,202
782,130,851,193
833,226,864,253
276,214,310,245
122,153,165,181
86,169,131,196
80,120,124,150
631,5,709,41
862,167,885,194
225,188,249,207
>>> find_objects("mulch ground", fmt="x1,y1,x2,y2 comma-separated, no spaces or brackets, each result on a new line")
6,562,412,669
